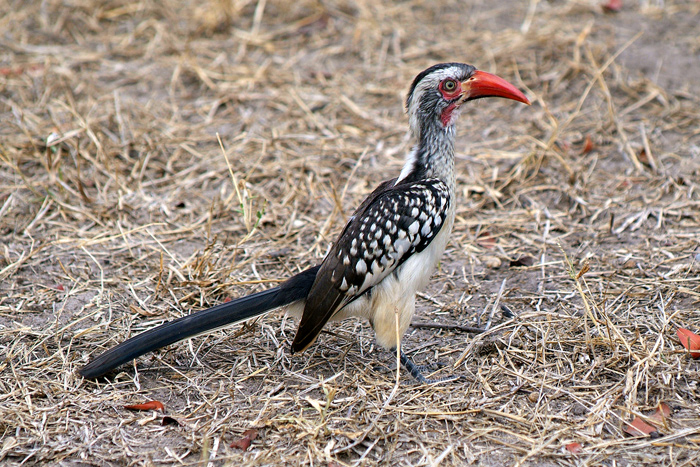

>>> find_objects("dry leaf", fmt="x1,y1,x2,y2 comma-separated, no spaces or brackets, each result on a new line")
231,429,258,451
638,148,650,166
677,328,700,358
124,400,165,412
649,402,671,425
602,0,622,12
623,417,657,437
476,231,497,249
510,255,535,267
565,442,582,454
0,64,43,76
161,416,179,426
624,403,672,438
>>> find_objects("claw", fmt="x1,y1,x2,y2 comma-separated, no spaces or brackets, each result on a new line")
399,351,463,384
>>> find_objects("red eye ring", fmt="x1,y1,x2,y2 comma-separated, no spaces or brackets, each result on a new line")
440,79,460,98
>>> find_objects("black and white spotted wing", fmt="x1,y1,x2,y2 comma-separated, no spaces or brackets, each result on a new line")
291,177,451,352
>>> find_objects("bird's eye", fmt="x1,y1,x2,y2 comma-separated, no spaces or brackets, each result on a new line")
443,79,457,92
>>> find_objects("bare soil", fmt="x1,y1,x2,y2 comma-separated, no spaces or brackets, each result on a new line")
1,0,699,465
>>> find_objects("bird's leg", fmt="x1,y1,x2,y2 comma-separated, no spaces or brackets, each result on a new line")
398,350,462,384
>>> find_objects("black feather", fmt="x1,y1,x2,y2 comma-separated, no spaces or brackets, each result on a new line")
79,266,319,378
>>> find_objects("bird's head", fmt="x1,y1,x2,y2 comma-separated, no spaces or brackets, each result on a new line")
405,63,530,135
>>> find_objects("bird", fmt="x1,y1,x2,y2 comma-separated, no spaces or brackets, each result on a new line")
79,63,530,382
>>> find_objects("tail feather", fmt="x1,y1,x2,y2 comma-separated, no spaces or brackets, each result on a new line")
79,265,319,378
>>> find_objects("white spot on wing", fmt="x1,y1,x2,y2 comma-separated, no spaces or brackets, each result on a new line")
395,238,411,255
356,258,367,275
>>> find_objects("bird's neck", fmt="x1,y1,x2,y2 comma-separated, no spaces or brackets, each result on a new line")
396,123,456,191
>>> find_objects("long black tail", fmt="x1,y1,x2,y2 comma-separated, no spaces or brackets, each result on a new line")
79,266,319,378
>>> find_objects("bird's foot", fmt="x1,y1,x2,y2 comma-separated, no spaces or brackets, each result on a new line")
410,361,447,373
399,351,464,384
381,356,445,374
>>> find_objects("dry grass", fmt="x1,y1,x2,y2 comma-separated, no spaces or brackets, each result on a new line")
1,0,700,465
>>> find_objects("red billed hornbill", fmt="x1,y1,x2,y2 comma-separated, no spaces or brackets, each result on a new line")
79,63,530,383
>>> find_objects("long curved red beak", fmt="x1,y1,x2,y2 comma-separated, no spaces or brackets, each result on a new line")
461,70,530,105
